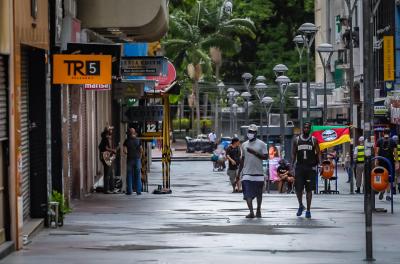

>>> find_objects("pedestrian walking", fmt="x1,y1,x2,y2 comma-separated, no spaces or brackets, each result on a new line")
226,137,242,192
353,136,365,193
239,124,268,218
292,122,320,219
375,129,398,201
208,131,217,149
123,127,143,195
98,126,117,194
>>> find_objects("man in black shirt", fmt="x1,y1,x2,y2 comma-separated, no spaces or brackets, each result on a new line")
292,122,320,219
376,129,398,201
123,127,143,195
226,138,241,192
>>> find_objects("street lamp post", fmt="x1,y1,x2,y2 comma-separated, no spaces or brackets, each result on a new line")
254,81,268,141
273,64,289,158
242,73,253,124
317,43,334,125
293,35,306,128
227,87,236,136
262,96,274,193
275,75,291,159
298,22,317,121
241,91,252,125
232,103,238,135
216,81,225,138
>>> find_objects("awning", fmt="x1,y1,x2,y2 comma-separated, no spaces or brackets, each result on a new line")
77,0,169,42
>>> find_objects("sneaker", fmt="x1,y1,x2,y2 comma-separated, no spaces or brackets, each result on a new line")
296,205,306,216
245,212,255,218
305,211,311,219
379,192,384,200
386,195,392,201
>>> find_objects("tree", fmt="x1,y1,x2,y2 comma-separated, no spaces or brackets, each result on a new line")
163,1,256,135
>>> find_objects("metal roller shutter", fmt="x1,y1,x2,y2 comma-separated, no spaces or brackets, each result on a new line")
20,48,30,220
0,56,7,140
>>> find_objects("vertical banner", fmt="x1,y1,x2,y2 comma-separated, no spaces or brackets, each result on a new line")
383,36,395,81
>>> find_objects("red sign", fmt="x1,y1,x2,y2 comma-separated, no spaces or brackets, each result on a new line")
146,61,176,90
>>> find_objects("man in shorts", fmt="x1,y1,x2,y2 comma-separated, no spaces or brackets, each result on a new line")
240,124,268,218
226,137,241,192
292,122,320,219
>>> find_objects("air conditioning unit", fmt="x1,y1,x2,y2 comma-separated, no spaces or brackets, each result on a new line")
269,113,287,126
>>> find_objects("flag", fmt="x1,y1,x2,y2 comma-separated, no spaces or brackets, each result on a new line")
311,125,351,150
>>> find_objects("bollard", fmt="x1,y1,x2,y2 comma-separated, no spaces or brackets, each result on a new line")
48,201,59,228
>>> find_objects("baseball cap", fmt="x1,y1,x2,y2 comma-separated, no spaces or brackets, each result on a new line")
248,124,258,132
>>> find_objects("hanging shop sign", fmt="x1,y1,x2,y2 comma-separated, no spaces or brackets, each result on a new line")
374,105,388,116
146,61,176,91
53,54,112,84
112,81,144,100
383,36,395,81
120,56,167,77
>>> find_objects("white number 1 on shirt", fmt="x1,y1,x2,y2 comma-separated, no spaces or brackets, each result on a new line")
304,150,307,160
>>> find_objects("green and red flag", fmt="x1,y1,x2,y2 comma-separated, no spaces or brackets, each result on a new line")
311,125,351,150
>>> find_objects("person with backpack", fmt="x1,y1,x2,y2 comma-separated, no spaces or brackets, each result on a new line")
292,122,320,219
375,129,398,201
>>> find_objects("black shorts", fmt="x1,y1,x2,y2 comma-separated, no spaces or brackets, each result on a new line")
295,165,317,192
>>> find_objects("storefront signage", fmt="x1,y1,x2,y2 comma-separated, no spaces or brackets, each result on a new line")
112,82,144,99
374,105,388,116
383,36,394,81
120,56,167,77
53,54,112,84
122,105,163,123
83,84,111,91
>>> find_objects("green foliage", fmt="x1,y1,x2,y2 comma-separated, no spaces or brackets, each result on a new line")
50,191,72,216
167,0,315,119
173,118,191,130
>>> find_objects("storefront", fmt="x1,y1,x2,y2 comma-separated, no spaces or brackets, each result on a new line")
11,0,50,249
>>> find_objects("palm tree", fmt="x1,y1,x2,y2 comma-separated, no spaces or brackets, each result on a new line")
163,1,256,136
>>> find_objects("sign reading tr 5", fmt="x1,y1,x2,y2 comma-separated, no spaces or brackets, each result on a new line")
53,54,112,85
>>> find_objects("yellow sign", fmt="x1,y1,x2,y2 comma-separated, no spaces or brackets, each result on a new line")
53,54,112,84
383,36,394,81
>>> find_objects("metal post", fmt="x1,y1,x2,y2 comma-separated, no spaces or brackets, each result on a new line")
280,83,285,157
229,104,233,136
299,65,303,129
363,0,374,260
266,106,271,193
345,0,359,195
323,62,327,125
306,46,311,121
215,97,219,138
260,107,263,141
246,98,249,124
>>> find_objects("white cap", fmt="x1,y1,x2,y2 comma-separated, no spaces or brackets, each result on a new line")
392,135,398,141
359,136,364,142
248,124,258,132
